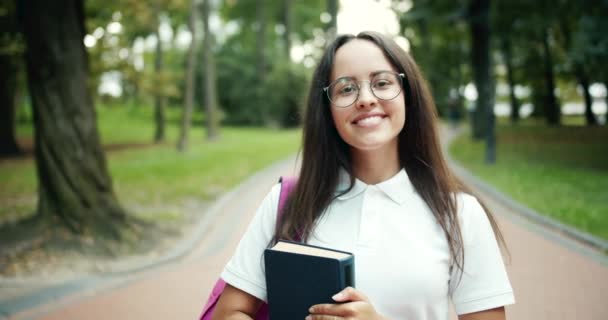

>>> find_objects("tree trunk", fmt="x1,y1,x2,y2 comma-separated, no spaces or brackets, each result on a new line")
605,80,608,123
17,0,129,238
501,37,520,123
254,0,268,124
282,0,292,58
201,0,219,140
541,29,560,125
177,0,198,151
575,65,597,126
0,53,21,157
326,0,338,40
469,0,495,163
469,0,494,155
154,25,166,143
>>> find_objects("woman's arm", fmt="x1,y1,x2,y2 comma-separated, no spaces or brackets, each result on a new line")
458,307,505,320
211,284,263,320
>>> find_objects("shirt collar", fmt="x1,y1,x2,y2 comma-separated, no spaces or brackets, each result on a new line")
335,168,416,205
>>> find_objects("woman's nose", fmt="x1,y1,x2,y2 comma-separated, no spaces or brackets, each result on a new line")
356,83,377,109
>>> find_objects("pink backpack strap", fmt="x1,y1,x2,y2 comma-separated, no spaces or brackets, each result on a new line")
200,176,298,320
278,176,296,216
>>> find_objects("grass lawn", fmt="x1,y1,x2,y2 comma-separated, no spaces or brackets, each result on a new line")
449,118,608,241
1,105,301,224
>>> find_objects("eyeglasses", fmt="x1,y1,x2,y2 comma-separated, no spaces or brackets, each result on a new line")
323,71,405,108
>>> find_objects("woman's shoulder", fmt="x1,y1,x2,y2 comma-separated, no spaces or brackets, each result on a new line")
453,192,488,222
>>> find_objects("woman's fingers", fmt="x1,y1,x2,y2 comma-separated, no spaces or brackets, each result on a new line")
305,315,343,320
332,286,369,303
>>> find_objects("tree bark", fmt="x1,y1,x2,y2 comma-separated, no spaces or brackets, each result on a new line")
469,0,496,165
541,28,560,125
0,53,21,157
575,65,597,126
177,0,198,151
153,23,166,143
201,0,219,140
469,0,492,141
501,37,520,123
17,0,129,238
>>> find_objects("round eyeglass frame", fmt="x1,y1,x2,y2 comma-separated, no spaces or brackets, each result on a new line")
323,72,406,108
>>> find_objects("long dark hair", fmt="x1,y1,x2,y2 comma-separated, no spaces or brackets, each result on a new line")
273,31,506,273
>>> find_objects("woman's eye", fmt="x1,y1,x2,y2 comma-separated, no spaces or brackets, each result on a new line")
339,85,357,95
373,80,391,88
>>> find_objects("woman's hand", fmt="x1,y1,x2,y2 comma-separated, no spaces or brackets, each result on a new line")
306,287,387,320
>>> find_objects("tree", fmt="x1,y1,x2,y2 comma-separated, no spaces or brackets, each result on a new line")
201,0,219,140
468,0,496,163
17,0,130,238
0,1,23,157
177,0,199,151
326,0,338,39
153,2,167,142
493,0,523,123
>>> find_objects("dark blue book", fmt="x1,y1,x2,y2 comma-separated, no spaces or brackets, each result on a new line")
264,240,355,320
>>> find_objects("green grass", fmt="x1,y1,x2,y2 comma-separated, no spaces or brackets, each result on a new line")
2,105,301,224
449,121,608,240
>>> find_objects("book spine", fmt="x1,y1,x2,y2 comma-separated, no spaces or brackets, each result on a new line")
340,258,355,289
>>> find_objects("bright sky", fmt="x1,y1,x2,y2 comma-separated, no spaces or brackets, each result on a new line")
338,0,401,36
290,0,412,67
338,0,411,51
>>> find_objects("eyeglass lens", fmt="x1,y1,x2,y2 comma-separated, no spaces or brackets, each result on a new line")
327,71,403,107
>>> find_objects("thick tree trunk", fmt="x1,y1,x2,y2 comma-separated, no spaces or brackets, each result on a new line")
469,0,492,141
201,0,219,140
154,26,166,143
17,0,128,238
541,29,560,125
575,65,597,126
501,37,520,123
177,0,198,151
0,54,21,157
469,0,496,164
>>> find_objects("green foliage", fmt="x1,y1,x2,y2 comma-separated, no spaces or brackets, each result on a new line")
400,0,470,114
2,105,301,224
220,0,326,42
212,32,309,126
450,123,608,240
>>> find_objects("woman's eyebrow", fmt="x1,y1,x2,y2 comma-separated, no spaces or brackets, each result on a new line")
333,70,394,81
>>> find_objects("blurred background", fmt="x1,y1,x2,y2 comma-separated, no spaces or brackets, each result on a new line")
0,0,606,279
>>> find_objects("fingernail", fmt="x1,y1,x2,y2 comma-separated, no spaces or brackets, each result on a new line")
305,316,311,320
332,292,343,300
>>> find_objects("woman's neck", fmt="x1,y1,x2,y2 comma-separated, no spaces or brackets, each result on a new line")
350,143,401,185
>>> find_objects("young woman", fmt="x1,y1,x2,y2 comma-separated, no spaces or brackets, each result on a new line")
212,31,514,320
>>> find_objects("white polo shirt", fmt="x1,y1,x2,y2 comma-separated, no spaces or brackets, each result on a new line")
221,169,514,319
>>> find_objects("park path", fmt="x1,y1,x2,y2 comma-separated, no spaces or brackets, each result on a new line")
5,129,608,320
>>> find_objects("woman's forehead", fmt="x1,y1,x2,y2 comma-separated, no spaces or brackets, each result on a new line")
331,39,394,80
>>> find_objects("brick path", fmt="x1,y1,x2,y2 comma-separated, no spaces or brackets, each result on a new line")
4,134,608,319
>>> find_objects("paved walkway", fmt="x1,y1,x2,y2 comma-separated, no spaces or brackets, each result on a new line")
2,129,608,319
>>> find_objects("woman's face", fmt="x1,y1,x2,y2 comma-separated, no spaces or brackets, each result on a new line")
329,39,406,154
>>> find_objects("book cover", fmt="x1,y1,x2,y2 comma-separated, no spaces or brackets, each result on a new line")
264,240,355,320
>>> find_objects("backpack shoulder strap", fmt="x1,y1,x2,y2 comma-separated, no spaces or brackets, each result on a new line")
276,176,299,241
277,176,297,215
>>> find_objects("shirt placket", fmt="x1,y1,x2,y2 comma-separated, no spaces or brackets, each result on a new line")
356,186,381,253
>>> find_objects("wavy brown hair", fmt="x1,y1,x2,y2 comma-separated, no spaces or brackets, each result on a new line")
272,31,505,273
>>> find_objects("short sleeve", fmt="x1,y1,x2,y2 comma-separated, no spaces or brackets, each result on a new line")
449,194,515,315
220,183,281,302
